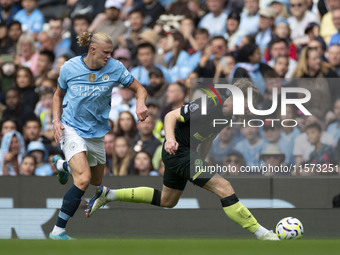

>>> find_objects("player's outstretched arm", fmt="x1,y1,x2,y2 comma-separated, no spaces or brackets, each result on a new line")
128,79,148,122
52,87,66,143
164,108,181,155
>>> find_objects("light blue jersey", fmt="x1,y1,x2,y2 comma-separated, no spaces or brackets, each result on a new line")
14,8,44,34
58,56,134,138
234,138,267,167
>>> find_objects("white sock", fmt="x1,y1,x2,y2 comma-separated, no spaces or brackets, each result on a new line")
105,189,116,202
254,225,270,238
52,225,65,235
56,160,65,171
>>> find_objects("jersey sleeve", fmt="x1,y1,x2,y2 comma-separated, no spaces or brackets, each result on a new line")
57,64,68,91
117,61,134,87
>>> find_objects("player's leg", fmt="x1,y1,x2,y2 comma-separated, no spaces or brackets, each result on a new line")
50,152,90,239
201,173,279,240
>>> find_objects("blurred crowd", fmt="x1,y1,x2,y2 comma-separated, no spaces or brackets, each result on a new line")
0,0,340,177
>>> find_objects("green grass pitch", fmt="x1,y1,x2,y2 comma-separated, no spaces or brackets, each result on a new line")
2,239,340,255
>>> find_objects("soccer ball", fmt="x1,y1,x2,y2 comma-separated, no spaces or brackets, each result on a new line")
275,217,304,240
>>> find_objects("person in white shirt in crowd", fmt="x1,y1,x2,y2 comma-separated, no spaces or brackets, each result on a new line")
198,0,228,37
288,0,319,47
239,0,260,36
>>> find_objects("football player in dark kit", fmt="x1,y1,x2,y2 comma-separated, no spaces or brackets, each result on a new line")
86,78,279,241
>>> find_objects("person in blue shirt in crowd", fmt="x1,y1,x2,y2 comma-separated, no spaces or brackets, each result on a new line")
14,0,44,38
50,31,148,239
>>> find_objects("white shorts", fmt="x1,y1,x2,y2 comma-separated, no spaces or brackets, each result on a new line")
60,125,106,167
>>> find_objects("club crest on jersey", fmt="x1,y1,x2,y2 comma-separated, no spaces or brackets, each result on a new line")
88,73,96,83
102,74,109,82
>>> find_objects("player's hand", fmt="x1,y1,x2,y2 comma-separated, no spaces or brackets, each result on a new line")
136,102,148,122
164,139,179,155
53,120,65,143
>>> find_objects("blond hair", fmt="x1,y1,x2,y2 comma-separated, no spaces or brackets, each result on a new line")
16,33,37,56
233,78,259,104
291,47,329,78
77,32,113,47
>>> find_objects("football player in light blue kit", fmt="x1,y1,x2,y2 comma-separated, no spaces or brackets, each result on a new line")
49,31,148,239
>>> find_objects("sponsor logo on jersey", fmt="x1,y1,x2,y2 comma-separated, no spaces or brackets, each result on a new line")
189,103,199,112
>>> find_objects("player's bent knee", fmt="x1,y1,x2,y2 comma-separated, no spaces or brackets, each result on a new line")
74,174,91,190
161,199,178,208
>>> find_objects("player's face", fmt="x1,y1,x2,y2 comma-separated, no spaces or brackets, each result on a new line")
93,42,113,67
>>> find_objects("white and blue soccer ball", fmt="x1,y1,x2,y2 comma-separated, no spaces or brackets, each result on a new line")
275,217,304,240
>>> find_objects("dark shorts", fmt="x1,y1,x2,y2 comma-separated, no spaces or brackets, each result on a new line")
161,144,213,191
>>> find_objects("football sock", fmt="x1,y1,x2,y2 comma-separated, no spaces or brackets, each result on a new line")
55,185,85,229
56,160,71,174
52,226,65,235
221,193,260,233
109,187,162,206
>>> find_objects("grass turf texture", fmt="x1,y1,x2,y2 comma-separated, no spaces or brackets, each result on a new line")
1,239,340,255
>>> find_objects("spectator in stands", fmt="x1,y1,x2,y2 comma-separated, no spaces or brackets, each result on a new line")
288,0,319,47
109,85,137,121
327,98,340,144
329,7,340,45
0,118,18,140
305,123,338,167
208,126,238,166
0,0,20,24
90,0,127,49
48,18,72,59
37,88,54,142
239,0,260,36
67,0,106,21
115,111,138,143
112,136,134,176
0,130,26,176
7,20,22,52
37,31,55,52
235,126,267,167
273,55,289,78
146,67,168,108
19,154,36,176
132,151,158,176
179,17,197,54
189,28,210,69
113,48,132,70
327,44,340,77
320,0,340,45
293,114,335,167
104,131,115,176
14,66,39,112
22,117,54,153
230,43,274,95
223,150,246,176
70,14,91,56
131,43,171,86
260,143,286,175
262,120,294,164
194,36,228,78
198,0,228,37
48,55,71,80
266,38,297,78
291,46,338,116
268,0,289,19
15,33,39,76
256,7,275,54
132,112,161,157
305,23,327,54
118,9,146,65
161,82,187,121
145,98,164,141
138,0,165,28
163,30,192,81
26,141,53,176
0,18,14,54
35,50,55,86
14,0,44,38
213,53,236,83
224,11,245,52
